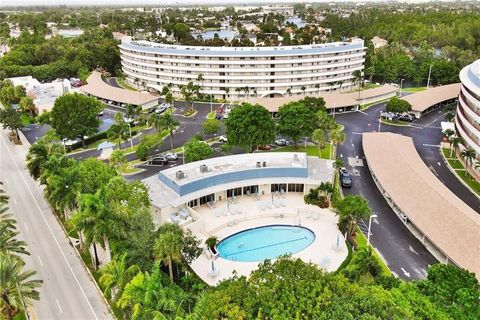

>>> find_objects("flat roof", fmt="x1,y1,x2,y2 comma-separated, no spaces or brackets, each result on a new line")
363,132,480,276
161,152,307,185
144,153,334,209
120,37,365,57
80,71,158,106
245,84,398,112
401,83,460,113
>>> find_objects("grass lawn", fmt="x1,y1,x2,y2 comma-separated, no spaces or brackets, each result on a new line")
116,77,138,91
441,148,480,196
355,228,392,276
402,87,426,92
207,111,215,119
272,145,332,160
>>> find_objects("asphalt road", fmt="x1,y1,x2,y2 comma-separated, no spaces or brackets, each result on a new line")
0,128,113,320
335,102,480,279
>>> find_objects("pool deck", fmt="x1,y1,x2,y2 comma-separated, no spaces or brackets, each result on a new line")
187,193,348,286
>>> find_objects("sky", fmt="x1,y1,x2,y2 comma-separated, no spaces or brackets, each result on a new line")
1,0,391,7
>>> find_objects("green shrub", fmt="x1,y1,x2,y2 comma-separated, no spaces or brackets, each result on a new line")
136,142,149,161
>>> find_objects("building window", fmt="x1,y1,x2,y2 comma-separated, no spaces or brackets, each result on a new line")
227,187,242,198
188,199,198,207
199,194,215,205
242,185,259,196
287,184,304,193
271,184,287,193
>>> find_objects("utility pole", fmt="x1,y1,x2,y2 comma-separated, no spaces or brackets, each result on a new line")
426,65,433,88
399,78,404,97
367,214,378,246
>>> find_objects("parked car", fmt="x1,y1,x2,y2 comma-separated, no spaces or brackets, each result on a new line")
380,111,395,120
155,104,168,114
396,114,415,122
257,145,272,151
97,110,104,116
219,135,227,143
275,138,289,146
340,168,352,188
164,152,178,161
149,157,168,165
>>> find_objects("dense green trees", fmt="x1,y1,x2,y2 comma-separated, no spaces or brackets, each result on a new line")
50,93,103,147
335,195,372,240
277,101,318,147
148,112,179,151
0,107,23,141
183,137,213,163
386,96,412,114
225,103,275,152
0,27,120,81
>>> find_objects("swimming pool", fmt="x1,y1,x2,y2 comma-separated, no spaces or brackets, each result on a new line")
216,225,315,262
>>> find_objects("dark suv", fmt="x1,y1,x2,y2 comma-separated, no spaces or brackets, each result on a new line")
340,167,352,188
149,157,168,165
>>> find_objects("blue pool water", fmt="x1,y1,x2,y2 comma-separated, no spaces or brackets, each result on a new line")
217,225,315,262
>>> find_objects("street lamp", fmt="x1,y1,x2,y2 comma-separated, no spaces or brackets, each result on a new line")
367,214,378,246
426,65,433,88
378,112,382,133
399,78,405,97
129,123,133,149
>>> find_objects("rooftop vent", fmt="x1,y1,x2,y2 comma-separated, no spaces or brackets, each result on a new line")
176,170,185,180
200,164,208,173
262,161,267,167
256,161,262,168
293,154,299,162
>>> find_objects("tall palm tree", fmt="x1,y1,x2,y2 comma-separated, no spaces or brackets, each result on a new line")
196,73,204,99
26,141,64,181
46,166,80,220
71,190,128,269
329,126,346,160
335,195,371,240
0,221,29,257
19,97,36,117
148,112,180,151
154,231,182,283
449,136,463,157
352,70,362,99
0,254,42,320
312,128,326,156
99,254,140,301
461,148,477,177
333,158,344,171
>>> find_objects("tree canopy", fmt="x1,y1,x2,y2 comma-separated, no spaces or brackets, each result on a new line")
225,103,275,152
183,137,213,163
50,93,103,147
386,96,412,114
277,101,318,146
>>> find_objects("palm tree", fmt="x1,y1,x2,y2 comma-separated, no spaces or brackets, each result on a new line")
180,82,196,113
0,212,29,256
475,161,480,172
0,254,42,320
449,136,463,158
45,166,80,220
352,70,362,99
301,85,306,95
117,263,187,319
337,80,344,93
329,126,346,160
99,254,140,301
461,148,477,177
328,81,335,93
314,83,320,94
318,181,334,205
443,129,455,140
26,141,64,181
344,246,380,281
154,230,182,283
312,129,326,156
333,158,344,171
335,195,371,240
196,73,204,99
70,190,127,269
148,113,180,150
19,97,36,117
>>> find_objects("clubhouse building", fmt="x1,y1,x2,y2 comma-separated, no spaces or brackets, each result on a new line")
119,37,366,100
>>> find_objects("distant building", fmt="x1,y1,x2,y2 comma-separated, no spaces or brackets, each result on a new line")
7,76,72,113
262,5,295,16
119,36,366,100
371,36,388,50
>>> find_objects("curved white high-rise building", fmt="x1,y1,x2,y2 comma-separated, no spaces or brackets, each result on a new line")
457,59,480,160
119,37,366,100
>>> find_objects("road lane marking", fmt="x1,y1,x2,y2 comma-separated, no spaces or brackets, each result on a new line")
13,198,18,205
1,137,100,320
351,132,363,135
422,144,440,147
56,298,63,314
37,255,44,267
400,267,411,278
24,223,29,232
